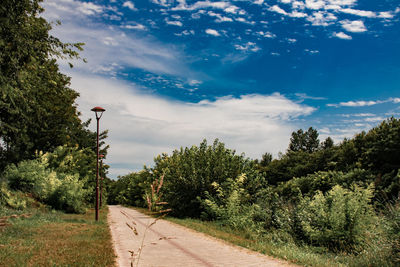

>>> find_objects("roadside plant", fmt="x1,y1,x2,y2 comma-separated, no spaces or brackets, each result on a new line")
298,184,377,251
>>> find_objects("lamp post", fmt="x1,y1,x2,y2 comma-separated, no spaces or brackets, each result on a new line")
91,106,105,221
99,154,104,208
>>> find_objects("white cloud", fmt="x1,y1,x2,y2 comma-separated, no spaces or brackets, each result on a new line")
205,28,220,36
305,0,325,10
340,8,376,18
289,11,308,18
378,11,394,19
171,0,241,14
207,11,233,22
69,72,315,177
234,42,261,52
307,11,337,26
122,1,137,11
257,31,276,38
80,2,103,15
328,98,400,107
165,19,183,27
121,24,147,30
103,36,118,46
44,0,104,17
269,5,288,15
340,20,367,32
327,100,380,107
333,31,352,39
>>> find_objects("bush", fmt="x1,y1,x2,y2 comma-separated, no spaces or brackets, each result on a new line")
3,160,51,193
2,159,88,213
298,184,377,251
0,182,27,210
48,173,88,213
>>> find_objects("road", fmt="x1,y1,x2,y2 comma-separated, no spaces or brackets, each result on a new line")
108,205,297,267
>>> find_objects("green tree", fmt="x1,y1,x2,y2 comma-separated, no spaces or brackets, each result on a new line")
0,0,94,170
151,139,265,218
288,127,320,153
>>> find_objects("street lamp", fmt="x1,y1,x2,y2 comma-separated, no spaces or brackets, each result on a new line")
91,106,105,221
99,154,104,208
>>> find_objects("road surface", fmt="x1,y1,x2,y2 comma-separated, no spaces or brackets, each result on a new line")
107,205,297,267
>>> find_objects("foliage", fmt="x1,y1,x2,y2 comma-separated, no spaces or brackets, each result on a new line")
288,127,320,153
0,0,99,171
0,182,27,210
151,139,265,217
276,169,374,199
2,158,88,213
297,184,377,251
108,169,152,207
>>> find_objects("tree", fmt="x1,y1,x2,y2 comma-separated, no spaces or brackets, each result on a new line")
321,137,334,150
0,0,97,170
288,127,320,153
259,152,273,167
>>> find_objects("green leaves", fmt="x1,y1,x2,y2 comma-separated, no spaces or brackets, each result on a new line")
0,0,97,170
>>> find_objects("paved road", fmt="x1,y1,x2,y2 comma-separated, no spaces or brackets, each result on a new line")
108,205,297,267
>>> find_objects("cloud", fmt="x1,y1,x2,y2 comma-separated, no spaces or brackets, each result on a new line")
207,11,233,22
306,11,337,26
340,8,377,18
234,42,261,52
205,29,220,36
171,0,241,14
328,100,380,107
122,1,137,11
44,0,104,18
121,24,147,30
165,19,183,27
68,72,315,178
269,5,288,15
340,20,367,32
333,31,352,39
295,93,326,100
256,31,276,38
305,0,326,10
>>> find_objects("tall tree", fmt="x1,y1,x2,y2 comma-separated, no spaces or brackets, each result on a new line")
288,127,320,153
0,0,97,170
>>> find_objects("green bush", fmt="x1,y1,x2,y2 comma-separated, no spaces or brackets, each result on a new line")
0,182,27,210
3,160,51,193
2,159,88,213
298,184,377,251
48,173,88,213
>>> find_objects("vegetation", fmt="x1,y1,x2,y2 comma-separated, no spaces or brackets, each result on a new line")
0,192,115,266
111,118,400,266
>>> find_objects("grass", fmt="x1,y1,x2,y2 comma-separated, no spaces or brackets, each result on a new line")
0,203,116,267
133,206,393,267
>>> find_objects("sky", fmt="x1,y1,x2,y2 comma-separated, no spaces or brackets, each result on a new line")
42,0,400,179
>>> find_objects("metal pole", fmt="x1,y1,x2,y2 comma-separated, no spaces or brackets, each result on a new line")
100,158,103,208
95,116,99,221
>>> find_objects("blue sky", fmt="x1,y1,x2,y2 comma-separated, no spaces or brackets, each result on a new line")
42,0,400,178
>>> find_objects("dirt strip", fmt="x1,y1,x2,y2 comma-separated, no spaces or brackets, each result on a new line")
108,205,298,267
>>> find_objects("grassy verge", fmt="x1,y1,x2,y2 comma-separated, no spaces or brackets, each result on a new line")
132,206,391,267
0,204,116,267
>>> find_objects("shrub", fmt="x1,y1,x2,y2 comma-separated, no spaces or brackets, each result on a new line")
48,173,88,213
3,160,50,193
0,182,27,210
2,159,88,213
199,174,258,232
298,184,377,251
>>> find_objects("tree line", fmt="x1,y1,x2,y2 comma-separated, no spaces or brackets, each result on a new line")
109,118,400,264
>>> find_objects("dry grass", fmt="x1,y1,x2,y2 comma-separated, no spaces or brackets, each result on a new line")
0,207,116,266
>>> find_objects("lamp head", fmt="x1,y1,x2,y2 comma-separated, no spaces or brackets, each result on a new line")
91,106,105,119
